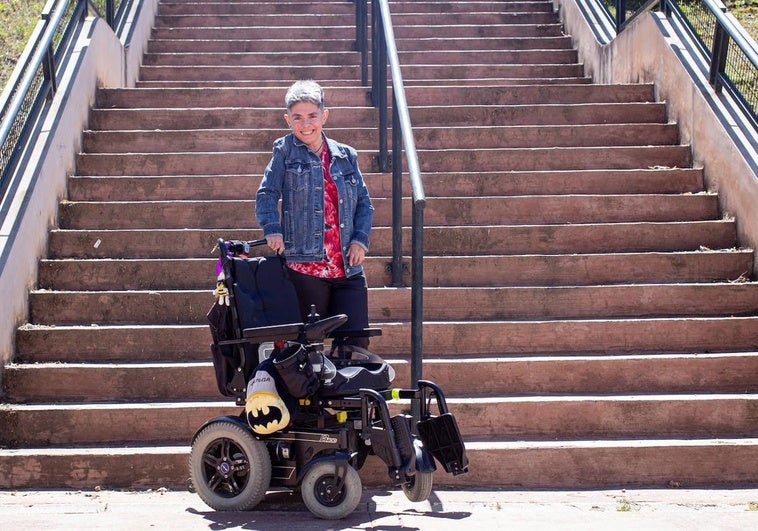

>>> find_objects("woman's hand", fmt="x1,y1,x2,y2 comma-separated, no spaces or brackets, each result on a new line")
347,243,366,266
266,234,285,254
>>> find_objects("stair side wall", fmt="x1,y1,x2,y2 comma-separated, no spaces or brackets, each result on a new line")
0,1,159,384
559,0,758,274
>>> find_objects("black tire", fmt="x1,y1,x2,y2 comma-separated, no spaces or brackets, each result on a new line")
189,421,271,511
402,470,434,502
300,460,362,519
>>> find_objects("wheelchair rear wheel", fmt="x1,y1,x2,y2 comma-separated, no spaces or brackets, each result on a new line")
300,460,362,519
190,421,271,511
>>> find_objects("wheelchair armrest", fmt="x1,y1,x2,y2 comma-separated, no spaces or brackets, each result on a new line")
242,322,304,343
304,314,349,342
328,327,383,339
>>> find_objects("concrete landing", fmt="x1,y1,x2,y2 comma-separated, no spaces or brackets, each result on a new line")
0,487,756,530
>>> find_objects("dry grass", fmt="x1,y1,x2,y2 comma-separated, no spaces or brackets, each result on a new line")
0,0,45,93
728,1,758,45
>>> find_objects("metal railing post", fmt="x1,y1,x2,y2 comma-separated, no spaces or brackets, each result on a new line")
374,1,389,173
356,0,368,86
370,0,379,105
106,0,116,28
391,93,403,287
40,9,58,98
615,0,627,32
410,203,424,389
709,21,730,93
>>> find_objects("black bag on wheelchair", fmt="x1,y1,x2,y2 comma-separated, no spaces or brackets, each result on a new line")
208,251,303,398
231,254,301,330
272,342,320,398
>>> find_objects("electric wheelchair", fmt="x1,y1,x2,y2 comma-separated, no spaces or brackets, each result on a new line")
189,239,468,519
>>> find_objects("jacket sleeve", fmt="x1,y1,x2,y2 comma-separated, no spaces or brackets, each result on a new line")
255,140,286,237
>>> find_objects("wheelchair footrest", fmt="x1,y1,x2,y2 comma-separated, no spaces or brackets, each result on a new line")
417,412,469,475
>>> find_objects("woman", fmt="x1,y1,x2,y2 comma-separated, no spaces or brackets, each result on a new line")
255,80,374,347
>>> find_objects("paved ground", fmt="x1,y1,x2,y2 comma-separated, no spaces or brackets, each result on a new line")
1,487,757,529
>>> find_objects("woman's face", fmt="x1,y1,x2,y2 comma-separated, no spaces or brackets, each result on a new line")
284,101,329,152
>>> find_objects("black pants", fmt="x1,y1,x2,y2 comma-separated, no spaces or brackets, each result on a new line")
287,269,370,348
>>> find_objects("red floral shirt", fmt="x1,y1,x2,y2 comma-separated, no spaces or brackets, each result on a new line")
288,143,346,278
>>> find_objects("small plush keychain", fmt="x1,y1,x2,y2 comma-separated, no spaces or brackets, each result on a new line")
214,271,230,306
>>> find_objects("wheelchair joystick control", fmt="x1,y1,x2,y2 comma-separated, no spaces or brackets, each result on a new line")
307,304,320,323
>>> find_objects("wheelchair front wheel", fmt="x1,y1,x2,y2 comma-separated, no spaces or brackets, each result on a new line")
402,470,434,502
300,460,362,519
189,421,271,511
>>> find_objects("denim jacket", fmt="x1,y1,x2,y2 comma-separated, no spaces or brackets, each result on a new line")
255,133,374,278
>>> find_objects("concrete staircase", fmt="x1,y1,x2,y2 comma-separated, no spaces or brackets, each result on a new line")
2,0,758,489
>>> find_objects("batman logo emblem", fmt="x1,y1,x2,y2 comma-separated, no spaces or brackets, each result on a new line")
246,391,290,435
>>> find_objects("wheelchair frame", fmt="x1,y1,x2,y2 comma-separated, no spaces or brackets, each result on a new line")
189,239,468,519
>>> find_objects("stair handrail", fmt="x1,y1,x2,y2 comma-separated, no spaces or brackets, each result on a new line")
0,0,137,208
357,0,427,389
0,0,85,199
596,0,758,129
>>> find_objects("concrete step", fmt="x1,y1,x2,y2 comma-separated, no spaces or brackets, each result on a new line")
147,23,565,41
45,221,740,259
141,49,579,67
152,12,559,28
81,128,378,153
2,440,758,489
73,151,379,176
137,63,585,82
37,251,752,291
148,38,358,53
420,252,753,286
67,169,705,201
95,84,653,109
396,35,574,51
405,83,655,105
86,102,665,130
146,36,575,54
6,352,758,403
96,86,373,108
138,64,366,82
387,1,556,14
14,317,758,363
158,1,357,15
73,146,692,176
57,194,718,230
31,257,386,291
27,284,758,325
2,395,758,447
142,51,364,67
88,106,377,130
153,14,358,28
410,103,667,126
135,76,594,88
80,124,679,153
156,1,554,16
402,49,581,65
416,146,692,172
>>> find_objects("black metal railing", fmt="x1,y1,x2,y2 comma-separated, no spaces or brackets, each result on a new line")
597,0,758,129
88,0,133,35
356,0,427,389
667,0,758,129
0,0,134,202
